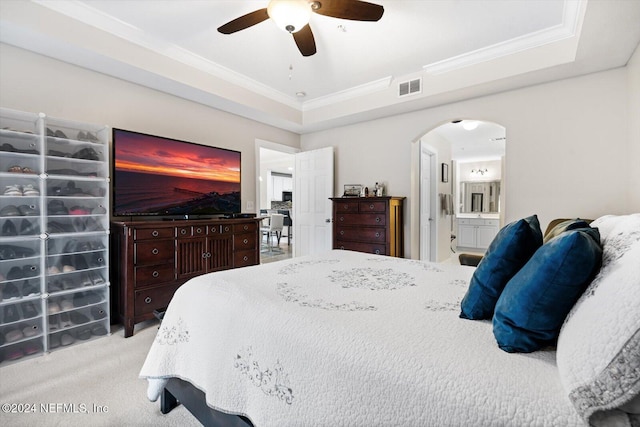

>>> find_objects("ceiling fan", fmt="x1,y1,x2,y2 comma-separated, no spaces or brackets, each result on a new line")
217,0,384,57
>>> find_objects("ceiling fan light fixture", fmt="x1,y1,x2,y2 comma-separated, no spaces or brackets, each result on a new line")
267,0,312,33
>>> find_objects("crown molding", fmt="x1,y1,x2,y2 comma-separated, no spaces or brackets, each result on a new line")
423,0,586,75
301,76,393,111
32,0,302,110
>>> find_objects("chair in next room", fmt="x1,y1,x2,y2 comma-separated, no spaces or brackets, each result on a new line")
261,213,284,252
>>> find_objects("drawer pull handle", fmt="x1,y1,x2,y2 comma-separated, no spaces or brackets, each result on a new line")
152,248,159,255
339,216,344,222
225,226,230,232
375,249,380,254
152,230,159,237
375,232,380,238
243,255,249,261
180,229,187,235
340,230,344,235
375,217,381,223
152,271,159,278
369,204,374,210
340,246,345,250
243,225,248,231
196,227,202,233
243,238,248,244
202,252,208,259
144,297,152,304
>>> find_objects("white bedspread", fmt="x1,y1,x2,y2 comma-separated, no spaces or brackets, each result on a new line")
140,250,584,426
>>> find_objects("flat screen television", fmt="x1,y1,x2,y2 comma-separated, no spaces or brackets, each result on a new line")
112,128,241,218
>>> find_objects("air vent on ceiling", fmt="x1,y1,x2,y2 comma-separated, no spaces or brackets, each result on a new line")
398,78,422,97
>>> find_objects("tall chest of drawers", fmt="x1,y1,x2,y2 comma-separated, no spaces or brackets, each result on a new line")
111,218,261,337
331,197,405,257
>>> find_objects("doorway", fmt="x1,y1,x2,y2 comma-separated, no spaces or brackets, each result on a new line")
255,140,298,262
417,120,506,262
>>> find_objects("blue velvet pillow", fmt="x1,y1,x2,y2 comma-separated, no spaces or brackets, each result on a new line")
460,215,543,320
493,227,602,353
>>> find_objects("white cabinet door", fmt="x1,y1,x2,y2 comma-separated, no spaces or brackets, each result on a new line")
458,224,477,247
477,226,497,249
272,174,284,201
283,176,293,191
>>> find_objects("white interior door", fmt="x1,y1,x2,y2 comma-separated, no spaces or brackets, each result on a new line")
293,147,334,257
420,142,437,261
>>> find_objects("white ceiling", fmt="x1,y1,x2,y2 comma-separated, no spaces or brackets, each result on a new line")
1,0,639,134
75,0,566,100
433,120,506,161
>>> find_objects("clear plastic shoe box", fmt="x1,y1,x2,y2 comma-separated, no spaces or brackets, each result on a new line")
0,107,110,366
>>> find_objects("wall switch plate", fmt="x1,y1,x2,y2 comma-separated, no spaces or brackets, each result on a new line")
246,201,255,211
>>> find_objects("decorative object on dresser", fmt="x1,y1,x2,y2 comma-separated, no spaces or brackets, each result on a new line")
343,184,362,197
1,107,111,366
110,218,261,337
330,196,405,257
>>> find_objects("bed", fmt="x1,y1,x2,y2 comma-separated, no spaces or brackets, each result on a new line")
139,214,640,426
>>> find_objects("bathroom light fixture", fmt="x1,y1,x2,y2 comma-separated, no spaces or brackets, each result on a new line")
267,0,312,33
462,120,480,131
472,168,488,175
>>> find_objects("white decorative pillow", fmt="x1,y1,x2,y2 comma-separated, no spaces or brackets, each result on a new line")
556,214,640,425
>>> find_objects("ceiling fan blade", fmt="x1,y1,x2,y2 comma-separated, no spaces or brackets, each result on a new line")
293,24,317,56
217,8,269,34
311,0,384,21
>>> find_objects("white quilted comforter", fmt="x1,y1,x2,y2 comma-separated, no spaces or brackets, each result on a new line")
140,250,584,426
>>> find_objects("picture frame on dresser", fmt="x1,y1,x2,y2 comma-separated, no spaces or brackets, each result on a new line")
343,184,362,197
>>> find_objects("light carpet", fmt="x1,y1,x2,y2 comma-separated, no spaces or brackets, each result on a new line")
0,321,201,426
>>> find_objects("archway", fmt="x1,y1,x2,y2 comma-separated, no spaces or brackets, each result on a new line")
414,120,506,262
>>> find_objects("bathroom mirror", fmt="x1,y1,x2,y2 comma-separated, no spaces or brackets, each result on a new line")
460,181,501,213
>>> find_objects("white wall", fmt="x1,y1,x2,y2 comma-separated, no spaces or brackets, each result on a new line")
628,43,640,212
302,67,634,258
0,43,301,214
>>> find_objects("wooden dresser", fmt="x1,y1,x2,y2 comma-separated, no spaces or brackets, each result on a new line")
330,196,405,257
111,218,261,337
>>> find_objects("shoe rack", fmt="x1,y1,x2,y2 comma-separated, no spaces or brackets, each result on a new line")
0,107,110,365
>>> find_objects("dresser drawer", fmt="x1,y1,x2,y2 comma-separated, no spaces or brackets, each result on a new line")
335,213,386,226
334,201,360,212
176,224,208,237
335,241,386,255
134,240,175,264
233,222,257,234
359,201,387,213
335,227,386,243
134,264,175,287
134,227,174,240
234,232,257,251
234,249,257,267
134,283,181,316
